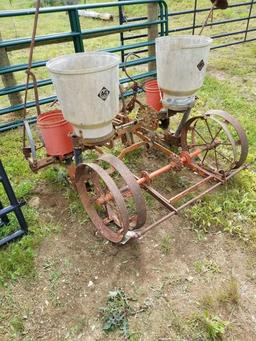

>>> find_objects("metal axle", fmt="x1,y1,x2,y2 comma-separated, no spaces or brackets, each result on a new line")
95,149,201,205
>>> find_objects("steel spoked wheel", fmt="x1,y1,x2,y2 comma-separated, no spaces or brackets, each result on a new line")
75,155,146,243
99,154,147,229
181,110,248,174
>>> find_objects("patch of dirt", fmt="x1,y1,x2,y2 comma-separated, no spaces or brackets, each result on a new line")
1,169,256,340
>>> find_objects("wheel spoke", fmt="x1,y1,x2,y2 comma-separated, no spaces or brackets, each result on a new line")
214,150,219,170
215,150,233,163
193,128,209,144
205,119,214,140
220,142,233,146
211,126,222,144
201,150,209,165
188,143,207,148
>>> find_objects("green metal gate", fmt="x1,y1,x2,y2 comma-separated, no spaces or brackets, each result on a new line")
0,0,255,132
0,0,168,132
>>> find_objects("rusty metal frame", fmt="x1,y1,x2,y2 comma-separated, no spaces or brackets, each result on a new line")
74,127,247,243
107,134,246,241
131,166,245,239
20,77,249,244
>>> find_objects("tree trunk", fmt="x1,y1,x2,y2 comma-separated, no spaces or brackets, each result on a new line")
0,32,23,114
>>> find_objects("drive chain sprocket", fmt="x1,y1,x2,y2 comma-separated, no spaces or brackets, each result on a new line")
136,101,159,131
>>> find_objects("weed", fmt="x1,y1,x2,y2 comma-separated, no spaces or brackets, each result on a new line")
217,278,240,305
0,205,60,286
193,259,221,274
64,188,89,224
99,289,134,339
176,176,191,189
106,143,123,157
65,317,88,339
43,258,55,271
169,311,189,335
200,294,216,309
49,269,62,284
186,171,256,241
192,311,229,340
185,66,256,243
0,212,19,239
43,260,64,307
125,197,137,216
143,191,154,208
129,333,142,341
249,227,256,245
10,316,24,335
123,148,144,168
200,277,240,309
0,210,40,286
160,234,173,255
0,128,65,285
41,167,70,187
82,149,99,163
41,167,62,183
15,180,35,199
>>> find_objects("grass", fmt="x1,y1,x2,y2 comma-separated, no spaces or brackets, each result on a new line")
194,259,221,274
10,315,25,336
168,311,191,338
186,170,256,241
0,130,68,286
192,311,229,340
184,53,256,243
0,210,59,286
160,309,229,340
160,233,173,255
64,187,90,224
65,317,88,339
201,277,240,308
217,278,240,305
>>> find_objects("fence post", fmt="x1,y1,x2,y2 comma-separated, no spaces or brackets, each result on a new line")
147,3,158,72
68,9,84,52
244,0,254,41
192,0,198,35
